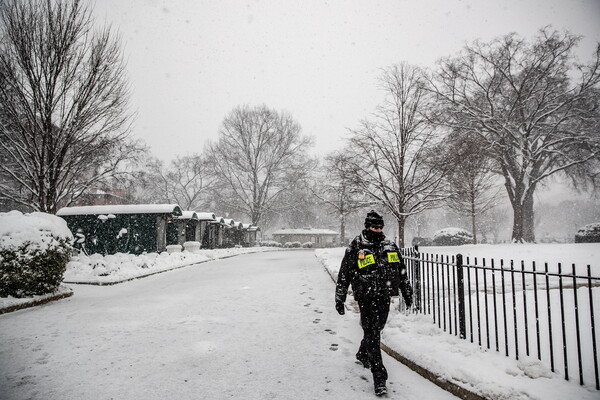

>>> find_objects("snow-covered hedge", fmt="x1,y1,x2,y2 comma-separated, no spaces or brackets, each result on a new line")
575,223,600,243
0,211,73,298
302,242,314,248
432,228,473,246
412,236,433,247
258,240,282,247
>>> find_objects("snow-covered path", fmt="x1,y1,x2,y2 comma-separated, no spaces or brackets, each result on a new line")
0,250,458,400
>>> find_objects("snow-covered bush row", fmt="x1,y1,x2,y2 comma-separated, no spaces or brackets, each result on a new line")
0,211,73,298
575,222,600,243
258,240,282,247
302,242,314,248
432,227,473,246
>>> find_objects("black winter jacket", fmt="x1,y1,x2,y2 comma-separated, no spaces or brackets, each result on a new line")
335,230,412,305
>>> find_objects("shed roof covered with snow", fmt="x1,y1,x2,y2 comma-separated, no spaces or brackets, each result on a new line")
177,211,198,220
196,212,216,221
57,204,183,216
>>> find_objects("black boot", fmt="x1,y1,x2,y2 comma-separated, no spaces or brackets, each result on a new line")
374,373,387,396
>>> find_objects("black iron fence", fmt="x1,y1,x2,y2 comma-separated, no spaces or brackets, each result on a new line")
400,247,600,390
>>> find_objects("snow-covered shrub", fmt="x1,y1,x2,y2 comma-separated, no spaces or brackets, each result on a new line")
302,242,314,248
575,223,600,243
412,237,433,247
259,240,281,247
0,211,73,298
284,242,294,248
432,228,473,246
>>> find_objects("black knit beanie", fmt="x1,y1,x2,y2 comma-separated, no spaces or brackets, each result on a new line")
364,210,384,228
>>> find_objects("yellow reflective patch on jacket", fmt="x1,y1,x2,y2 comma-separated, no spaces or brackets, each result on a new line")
357,254,375,269
387,252,400,263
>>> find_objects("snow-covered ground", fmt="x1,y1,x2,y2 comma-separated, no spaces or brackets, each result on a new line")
315,243,600,400
0,251,461,400
2,243,599,399
417,243,600,274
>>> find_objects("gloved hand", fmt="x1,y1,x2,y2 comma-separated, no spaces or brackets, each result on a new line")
335,300,345,315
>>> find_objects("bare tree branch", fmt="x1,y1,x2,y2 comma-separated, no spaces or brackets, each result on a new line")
0,0,139,213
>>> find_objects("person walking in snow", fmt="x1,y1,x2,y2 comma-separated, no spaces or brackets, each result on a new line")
335,210,413,396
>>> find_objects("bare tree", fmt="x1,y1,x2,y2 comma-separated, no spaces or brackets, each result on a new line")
443,131,503,244
346,63,448,247
431,28,600,242
163,154,215,210
0,0,137,213
208,104,313,225
311,151,372,244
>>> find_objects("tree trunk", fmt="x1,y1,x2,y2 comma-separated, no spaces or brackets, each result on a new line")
511,201,524,243
510,189,536,243
339,214,346,246
522,192,536,243
471,199,477,245
396,216,406,248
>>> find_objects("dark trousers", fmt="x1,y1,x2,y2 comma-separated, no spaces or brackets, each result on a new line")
357,295,391,380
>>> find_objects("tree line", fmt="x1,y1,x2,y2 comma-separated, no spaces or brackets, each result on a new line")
1,0,598,246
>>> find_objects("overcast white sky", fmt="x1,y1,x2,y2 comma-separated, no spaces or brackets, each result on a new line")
89,0,600,162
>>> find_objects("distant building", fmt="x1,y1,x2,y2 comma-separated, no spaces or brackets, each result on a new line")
271,228,338,247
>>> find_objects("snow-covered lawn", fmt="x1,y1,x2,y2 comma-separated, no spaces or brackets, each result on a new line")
315,243,600,400
418,243,600,274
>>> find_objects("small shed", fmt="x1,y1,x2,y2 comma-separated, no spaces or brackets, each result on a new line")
175,211,199,245
242,223,260,247
196,212,216,248
209,216,227,248
223,219,244,247
57,204,183,255
271,228,338,248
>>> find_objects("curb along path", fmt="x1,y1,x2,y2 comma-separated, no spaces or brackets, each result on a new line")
0,288,73,315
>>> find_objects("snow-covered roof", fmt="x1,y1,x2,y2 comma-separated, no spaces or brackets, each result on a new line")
195,212,216,221
177,211,198,220
222,218,236,227
57,204,183,216
271,228,338,236
212,216,226,224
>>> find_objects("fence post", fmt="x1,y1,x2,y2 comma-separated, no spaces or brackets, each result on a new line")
414,245,421,311
456,253,466,340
